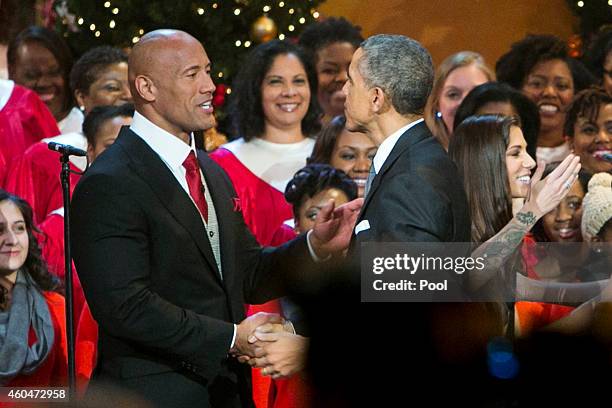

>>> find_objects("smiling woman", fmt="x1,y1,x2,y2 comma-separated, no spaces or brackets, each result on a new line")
210,40,321,246
209,40,322,408
496,34,597,165
7,26,79,134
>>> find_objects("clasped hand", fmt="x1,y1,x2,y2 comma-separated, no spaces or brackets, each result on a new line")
230,312,307,379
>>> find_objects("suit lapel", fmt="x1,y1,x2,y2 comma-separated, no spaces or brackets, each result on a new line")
116,128,221,279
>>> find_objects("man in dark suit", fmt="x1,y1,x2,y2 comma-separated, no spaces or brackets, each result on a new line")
343,34,471,247
70,29,361,408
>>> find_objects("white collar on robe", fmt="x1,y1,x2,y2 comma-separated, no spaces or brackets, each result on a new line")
222,137,315,193
58,107,84,135
0,79,14,111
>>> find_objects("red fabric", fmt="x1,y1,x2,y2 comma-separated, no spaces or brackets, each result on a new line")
183,151,208,222
4,142,81,225
0,84,60,186
517,234,576,335
37,213,86,325
209,148,307,408
516,302,575,336
75,303,98,396
1,292,68,407
209,148,293,247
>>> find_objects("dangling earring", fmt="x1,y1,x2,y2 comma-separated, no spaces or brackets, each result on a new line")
436,111,442,119
79,105,85,112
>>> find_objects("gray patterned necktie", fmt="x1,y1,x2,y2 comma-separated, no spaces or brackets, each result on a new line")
364,165,376,198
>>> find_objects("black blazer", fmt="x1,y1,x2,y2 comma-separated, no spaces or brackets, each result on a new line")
71,127,314,408
350,121,471,249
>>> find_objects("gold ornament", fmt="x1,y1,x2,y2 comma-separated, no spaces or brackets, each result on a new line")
251,14,277,43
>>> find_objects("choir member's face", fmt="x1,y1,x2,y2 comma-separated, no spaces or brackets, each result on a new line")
87,115,133,162
77,62,132,114
521,59,574,136
295,188,350,234
315,41,356,118
0,200,29,283
11,41,67,120
570,103,612,174
261,53,311,133
542,180,584,242
330,129,377,197
438,63,489,131
505,126,536,198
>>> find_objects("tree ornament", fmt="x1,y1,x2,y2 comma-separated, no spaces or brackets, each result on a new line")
251,14,277,43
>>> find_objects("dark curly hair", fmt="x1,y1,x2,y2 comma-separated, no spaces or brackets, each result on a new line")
496,34,595,92
454,82,539,160
228,40,322,141
584,27,612,80
564,86,612,137
285,163,357,219
0,190,58,309
69,46,128,95
7,25,74,115
298,17,363,61
308,115,346,164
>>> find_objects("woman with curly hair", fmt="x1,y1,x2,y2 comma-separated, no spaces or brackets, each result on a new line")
496,34,596,164
298,17,363,122
563,87,612,176
0,189,67,387
210,40,321,247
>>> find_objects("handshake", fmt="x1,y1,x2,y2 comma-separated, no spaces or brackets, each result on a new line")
230,312,308,380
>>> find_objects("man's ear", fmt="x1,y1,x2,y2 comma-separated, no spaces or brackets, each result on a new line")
371,87,388,114
134,75,156,103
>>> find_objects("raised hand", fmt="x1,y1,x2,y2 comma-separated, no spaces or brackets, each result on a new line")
309,197,364,258
525,154,581,217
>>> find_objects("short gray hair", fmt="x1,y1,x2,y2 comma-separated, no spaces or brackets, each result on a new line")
358,34,433,115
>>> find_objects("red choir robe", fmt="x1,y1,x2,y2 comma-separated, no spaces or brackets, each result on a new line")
4,132,86,224
0,80,60,186
210,137,314,408
37,209,86,326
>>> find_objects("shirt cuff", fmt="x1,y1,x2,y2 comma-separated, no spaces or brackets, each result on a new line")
230,324,237,350
306,230,332,262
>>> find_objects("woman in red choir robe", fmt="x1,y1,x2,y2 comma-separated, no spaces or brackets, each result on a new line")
4,46,130,225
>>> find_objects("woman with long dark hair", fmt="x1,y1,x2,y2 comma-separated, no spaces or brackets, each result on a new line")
0,189,66,387
448,115,581,320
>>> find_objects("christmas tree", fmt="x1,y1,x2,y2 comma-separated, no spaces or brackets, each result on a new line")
54,0,326,122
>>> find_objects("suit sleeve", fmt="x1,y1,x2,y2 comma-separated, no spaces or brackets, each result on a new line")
70,173,234,374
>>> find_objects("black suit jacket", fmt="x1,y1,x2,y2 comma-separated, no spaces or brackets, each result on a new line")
350,121,471,249
71,128,314,408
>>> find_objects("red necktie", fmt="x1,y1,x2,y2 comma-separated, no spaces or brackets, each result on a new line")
183,151,208,223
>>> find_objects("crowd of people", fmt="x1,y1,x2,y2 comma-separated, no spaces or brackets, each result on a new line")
0,14,611,408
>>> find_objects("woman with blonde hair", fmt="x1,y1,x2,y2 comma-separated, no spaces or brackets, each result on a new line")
425,51,495,150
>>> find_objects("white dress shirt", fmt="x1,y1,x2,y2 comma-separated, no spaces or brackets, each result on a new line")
129,111,234,348
372,118,424,174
